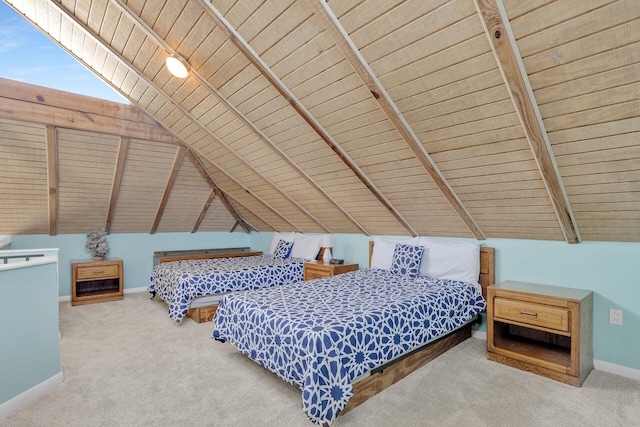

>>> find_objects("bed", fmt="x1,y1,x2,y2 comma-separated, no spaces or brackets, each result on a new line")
148,233,327,323
212,237,495,425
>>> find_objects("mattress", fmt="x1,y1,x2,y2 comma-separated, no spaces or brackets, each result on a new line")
212,268,486,424
147,254,305,322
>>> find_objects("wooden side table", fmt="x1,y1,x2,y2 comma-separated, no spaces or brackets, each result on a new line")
486,280,593,386
71,259,124,306
303,261,358,281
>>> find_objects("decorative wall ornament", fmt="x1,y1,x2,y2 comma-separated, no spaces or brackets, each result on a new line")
86,229,110,260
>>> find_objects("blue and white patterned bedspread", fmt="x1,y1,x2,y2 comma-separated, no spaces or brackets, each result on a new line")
212,268,486,424
147,255,304,322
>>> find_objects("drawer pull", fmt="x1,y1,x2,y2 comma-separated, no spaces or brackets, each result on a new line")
93,270,105,274
520,311,538,318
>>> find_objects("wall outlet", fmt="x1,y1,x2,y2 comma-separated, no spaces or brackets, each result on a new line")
609,308,623,325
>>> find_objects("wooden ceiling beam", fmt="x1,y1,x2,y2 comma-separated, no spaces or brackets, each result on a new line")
111,0,367,236
186,149,277,234
151,146,186,234
200,1,417,237
0,77,180,144
47,0,311,235
45,125,58,236
475,0,580,243
105,137,129,234
308,0,486,240
192,188,217,234
224,191,281,234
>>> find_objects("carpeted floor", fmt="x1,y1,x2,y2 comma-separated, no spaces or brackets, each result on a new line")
2,292,639,426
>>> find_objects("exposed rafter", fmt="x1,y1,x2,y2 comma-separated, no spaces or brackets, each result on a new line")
475,0,580,243
45,125,58,236
151,146,186,234
306,0,486,240
226,194,278,231
5,0,635,241
192,188,217,233
185,149,254,234
200,0,417,237
111,0,368,236
106,137,129,234
224,191,278,233
46,0,325,234
189,148,305,232
0,77,179,143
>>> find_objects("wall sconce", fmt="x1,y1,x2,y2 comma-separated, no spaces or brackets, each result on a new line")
165,53,190,78
321,234,334,263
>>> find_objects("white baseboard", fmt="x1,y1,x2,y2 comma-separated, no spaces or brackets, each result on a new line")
471,329,486,340
124,286,147,294
593,359,640,381
58,286,148,303
471,330,640,382
0,371,64,419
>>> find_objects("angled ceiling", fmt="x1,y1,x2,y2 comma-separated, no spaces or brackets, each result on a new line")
1,0,639,242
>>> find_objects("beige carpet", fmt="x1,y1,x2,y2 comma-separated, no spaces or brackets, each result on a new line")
2,292,639,427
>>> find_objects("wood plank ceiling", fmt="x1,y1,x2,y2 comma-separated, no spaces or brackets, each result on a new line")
0,0,638,243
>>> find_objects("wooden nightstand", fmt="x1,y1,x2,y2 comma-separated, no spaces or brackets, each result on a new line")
304,261,358,281
71,259,124,306
486,281,593,386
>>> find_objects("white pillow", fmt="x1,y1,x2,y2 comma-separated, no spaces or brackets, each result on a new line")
370,236,420,270
269,232,295,254
417,238,480,284
290,233,322,260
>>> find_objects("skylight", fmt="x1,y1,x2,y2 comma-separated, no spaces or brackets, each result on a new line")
0,2,129,104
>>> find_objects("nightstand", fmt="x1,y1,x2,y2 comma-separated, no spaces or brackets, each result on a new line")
71,259,124,306
303,261,358,281
486,280,593,386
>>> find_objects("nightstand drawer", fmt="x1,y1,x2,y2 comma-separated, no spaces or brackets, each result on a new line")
487,281,593,387
494,297,569,332
303,262,358,281
304,266,328,281
75,264,120,280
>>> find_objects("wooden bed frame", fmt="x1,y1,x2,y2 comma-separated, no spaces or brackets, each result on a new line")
158,250,263,264
156,247,328,323
341,243,495,414
157,250,263,323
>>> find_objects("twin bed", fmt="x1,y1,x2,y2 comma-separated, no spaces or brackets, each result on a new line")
211,237,495,425
148,252,306,322
147,233,326,322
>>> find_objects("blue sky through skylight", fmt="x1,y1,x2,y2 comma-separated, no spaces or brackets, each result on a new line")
0,2,129,104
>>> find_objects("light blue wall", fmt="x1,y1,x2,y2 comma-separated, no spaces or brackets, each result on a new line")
0,254,60,405
486,238,640,371
10,231,639,372
252,233,640,371
249,231,374,268
10,232,250,296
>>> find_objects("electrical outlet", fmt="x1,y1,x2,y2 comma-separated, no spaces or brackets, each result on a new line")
609,308,623,325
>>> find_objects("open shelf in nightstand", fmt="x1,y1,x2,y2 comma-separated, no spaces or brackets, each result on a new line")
71,259,123,306
486,281,593,387
492,321,571,369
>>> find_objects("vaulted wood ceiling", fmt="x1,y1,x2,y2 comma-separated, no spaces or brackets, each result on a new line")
1,0,639,242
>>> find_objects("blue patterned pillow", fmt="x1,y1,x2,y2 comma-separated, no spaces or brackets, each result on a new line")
273,239,293,259
390,244,424,278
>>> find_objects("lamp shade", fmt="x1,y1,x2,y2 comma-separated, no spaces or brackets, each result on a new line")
165,54,190,78
321,234,334,248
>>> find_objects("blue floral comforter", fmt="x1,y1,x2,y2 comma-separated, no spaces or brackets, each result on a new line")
212,268,486,424
147,255,304,322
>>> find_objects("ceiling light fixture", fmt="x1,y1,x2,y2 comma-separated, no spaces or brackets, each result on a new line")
165,53,190,78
